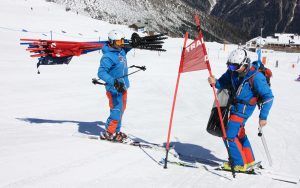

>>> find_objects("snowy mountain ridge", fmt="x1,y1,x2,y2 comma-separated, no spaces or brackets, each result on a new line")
47,0,300,42
47,0,248,43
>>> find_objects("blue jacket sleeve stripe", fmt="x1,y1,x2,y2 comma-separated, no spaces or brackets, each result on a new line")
260,98,273,120
253,73,274,120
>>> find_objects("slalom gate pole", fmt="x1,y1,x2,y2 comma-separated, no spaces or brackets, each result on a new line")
258,126,273,166
164,32,189,169
195,15,236,178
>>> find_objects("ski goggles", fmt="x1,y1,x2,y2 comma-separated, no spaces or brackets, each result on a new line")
227,63,240,71
114,39,125,46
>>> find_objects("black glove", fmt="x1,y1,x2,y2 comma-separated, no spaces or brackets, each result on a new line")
114,79,126,93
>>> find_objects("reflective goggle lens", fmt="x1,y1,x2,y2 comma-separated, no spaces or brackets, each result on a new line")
115,39,124,46
228,63,240,71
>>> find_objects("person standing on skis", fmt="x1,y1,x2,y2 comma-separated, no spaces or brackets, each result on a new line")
98,30,131,142
208,48,274,172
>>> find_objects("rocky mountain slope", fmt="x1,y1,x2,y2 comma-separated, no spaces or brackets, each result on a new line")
211,0,300,38
46,0,248,43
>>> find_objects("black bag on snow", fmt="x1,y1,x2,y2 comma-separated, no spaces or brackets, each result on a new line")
206,89,231,137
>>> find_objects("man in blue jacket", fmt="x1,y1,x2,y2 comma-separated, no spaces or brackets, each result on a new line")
98,30,131,142
208,48,274,172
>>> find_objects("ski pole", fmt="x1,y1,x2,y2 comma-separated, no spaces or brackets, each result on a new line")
92,65,146,85
92,78,106,85
258,126,273,166
116,65,146,79
129,65,146,70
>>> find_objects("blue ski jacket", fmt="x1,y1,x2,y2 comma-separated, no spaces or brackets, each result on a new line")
215,61,274,120
98,44,131,93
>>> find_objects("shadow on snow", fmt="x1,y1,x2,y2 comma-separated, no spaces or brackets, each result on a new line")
16,117,105,136
17,118,223,166
129,134,224,166
169,141,225,165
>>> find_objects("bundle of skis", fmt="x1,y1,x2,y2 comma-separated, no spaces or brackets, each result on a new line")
20,33,167,72
127,33,167,52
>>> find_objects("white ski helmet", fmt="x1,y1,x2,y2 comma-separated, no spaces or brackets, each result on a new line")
108,30,125,41
227,48,251,67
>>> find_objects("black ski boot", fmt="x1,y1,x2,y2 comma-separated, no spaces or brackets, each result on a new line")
114,132,127,142
100,131,115,141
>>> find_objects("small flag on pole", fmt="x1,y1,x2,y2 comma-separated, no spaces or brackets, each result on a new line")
180,35,208,73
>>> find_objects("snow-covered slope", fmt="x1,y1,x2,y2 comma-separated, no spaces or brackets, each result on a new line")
1,0,300,187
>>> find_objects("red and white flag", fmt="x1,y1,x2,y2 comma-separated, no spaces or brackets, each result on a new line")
180,35,208,73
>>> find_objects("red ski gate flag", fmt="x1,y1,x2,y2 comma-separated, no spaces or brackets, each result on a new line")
180,35,208,73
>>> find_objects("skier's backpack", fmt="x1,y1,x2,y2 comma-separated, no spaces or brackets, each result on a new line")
249,63,273,108
258,64,272,86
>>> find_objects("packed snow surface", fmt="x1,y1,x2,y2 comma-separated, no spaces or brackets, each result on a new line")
0,0,300,187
